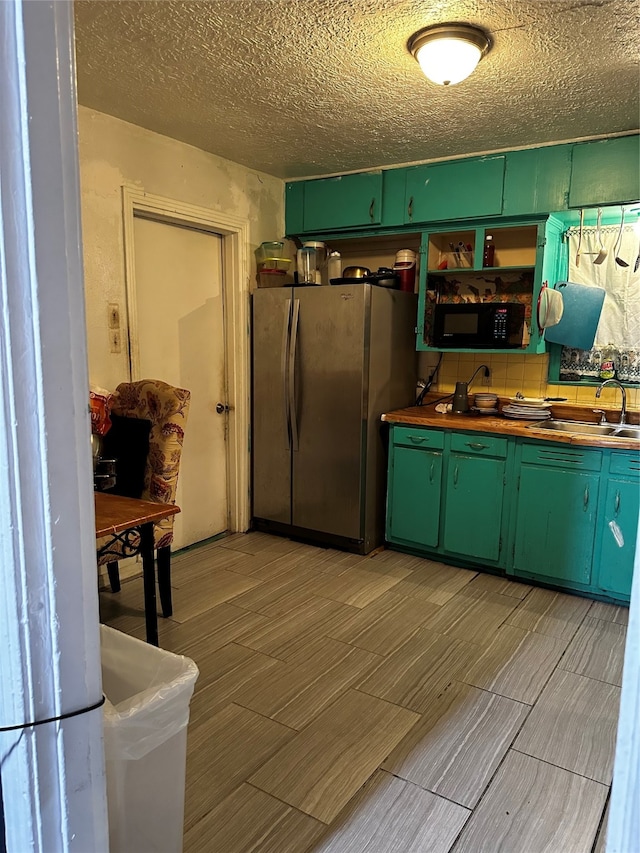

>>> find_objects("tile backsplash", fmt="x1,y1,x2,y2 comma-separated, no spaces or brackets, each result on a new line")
418,351,640,409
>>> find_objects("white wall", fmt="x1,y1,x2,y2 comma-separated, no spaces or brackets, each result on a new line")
78,106,284,390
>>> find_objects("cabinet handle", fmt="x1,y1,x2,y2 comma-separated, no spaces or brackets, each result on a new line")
614,490,621,515
407,196,414,220
429,461,435,484
369,197,375,221
465,442,488,450
409,435,427,444
583,485,589,510
453,465,459,486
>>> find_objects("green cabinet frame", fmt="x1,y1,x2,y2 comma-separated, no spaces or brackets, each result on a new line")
569,136,640,209
285,136,640,241
285,171,383,234
442,435,508,563
403,156,506,225
416,216,565,355
385,424,638,602
511,443,602,587
593,453,640,598
386,427,443,548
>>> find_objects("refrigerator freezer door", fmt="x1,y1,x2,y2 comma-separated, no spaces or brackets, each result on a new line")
252,288,292,523
291,285,367,539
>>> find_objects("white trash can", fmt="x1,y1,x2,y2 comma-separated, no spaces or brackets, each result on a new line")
100,625,199,853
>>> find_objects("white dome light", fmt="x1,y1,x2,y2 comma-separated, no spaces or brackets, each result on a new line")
408,24,491,86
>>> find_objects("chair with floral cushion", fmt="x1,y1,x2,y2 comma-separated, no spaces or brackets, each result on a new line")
97,379,190,617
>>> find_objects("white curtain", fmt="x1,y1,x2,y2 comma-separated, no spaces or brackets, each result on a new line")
560,225,640,383
567,225,640,349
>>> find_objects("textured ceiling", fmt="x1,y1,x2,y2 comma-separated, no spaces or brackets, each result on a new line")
74,0,639,179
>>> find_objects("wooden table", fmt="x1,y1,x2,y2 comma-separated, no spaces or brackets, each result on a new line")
95,492,180,645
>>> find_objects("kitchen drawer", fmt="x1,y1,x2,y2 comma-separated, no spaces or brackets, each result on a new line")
520,442,602,471
450,433,508,458
392,426,445,450
609,451,640,478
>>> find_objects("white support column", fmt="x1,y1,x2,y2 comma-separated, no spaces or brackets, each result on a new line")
0,1,108,850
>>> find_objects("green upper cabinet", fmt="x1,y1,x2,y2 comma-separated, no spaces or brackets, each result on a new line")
503,146,571,216
285,171,383,235
403,156,506,225
569,136,640,208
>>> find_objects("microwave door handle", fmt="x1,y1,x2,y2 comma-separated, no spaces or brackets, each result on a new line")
282,298,292,449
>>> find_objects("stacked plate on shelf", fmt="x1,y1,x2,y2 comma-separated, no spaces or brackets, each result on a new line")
502,397,552,420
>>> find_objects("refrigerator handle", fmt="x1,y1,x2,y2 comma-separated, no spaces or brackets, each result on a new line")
282,298,292,450
288,298,300,451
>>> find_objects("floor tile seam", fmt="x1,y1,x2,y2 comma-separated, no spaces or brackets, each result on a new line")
555,659,624,688
347,684,427,719
382,769,474,815
510,746,612,786
590,789,611,853
433,685,541,822
243,780,334,828
325,623,427,658
587,612,629,628
461,629,573,703
504,614,584,643
552,628,622,686
451,677,534,709
458,584,533,603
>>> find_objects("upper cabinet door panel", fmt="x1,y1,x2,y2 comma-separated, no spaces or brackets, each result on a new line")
301,171,383,232
503,146,571,216
569,136,640,208
404,156,506,224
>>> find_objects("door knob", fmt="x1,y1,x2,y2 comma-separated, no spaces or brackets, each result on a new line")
215,402,230,414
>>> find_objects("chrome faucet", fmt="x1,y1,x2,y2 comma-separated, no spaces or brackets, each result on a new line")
595,379,627,424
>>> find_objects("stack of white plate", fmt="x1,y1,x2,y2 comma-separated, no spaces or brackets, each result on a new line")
502,397,552,420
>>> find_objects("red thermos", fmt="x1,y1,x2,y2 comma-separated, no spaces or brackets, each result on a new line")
394,249,417,292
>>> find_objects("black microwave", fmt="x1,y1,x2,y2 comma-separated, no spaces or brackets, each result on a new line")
432,302,526,348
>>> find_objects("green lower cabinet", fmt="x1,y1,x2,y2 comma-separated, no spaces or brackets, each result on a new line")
593,453,640,599
386,428,636,602
512,448,601,586
442,450,506,563
387,431,443,548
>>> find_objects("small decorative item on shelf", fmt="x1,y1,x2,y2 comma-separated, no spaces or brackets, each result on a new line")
482,234,495,267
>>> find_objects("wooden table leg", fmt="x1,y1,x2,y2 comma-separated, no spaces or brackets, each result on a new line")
140,522,158,646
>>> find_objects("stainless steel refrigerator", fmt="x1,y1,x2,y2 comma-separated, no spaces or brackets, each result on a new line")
252,284,417,554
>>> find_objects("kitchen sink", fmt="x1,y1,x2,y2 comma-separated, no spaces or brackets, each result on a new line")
526,420,639,439
527,420,616,435
609,426,640,440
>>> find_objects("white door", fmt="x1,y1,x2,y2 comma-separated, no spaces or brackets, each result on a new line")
131,215,228,549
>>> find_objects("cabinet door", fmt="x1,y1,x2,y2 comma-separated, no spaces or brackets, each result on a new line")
301,172,383,232
513,465,599,585
595,477,638,598
387,444,442,548
442,453,505,562
569,136,640,208
404,156,505,224
503,146,571,216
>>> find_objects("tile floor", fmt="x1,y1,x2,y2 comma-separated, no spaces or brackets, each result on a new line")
100,532,628,853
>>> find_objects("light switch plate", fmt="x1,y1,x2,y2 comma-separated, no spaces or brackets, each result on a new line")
108,303,120,329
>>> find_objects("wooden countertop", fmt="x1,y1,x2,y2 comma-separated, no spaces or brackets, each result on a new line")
382,406,640,451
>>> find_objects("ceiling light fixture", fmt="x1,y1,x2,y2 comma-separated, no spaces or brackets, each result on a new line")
408,23,491,86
